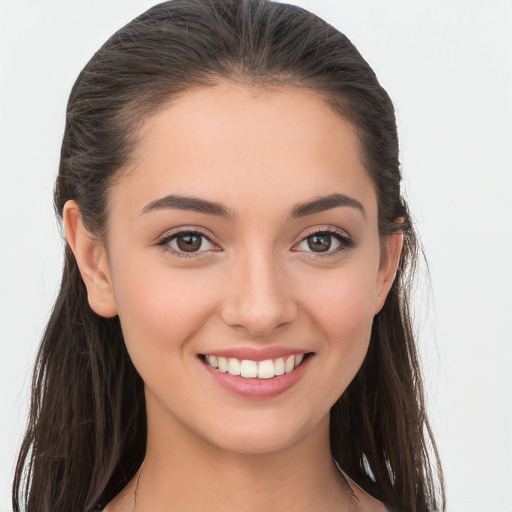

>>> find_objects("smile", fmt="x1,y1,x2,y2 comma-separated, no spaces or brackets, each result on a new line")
199,351,313,399
203,354,306,379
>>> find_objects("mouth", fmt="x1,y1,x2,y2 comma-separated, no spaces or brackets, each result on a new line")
199,353,312,380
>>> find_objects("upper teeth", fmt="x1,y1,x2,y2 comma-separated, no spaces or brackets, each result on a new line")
205,354,305,379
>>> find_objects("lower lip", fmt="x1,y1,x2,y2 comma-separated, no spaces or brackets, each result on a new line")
200,355,312,399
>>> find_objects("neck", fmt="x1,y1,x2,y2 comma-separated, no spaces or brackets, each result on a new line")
131,400,352,512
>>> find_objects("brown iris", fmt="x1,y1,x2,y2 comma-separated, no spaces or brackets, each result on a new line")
176,233,203,252
307,234,331,252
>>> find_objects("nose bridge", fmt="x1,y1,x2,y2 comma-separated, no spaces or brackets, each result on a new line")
221,243,297,336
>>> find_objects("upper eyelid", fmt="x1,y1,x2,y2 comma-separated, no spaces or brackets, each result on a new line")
156,226,216,243
296,225,352,241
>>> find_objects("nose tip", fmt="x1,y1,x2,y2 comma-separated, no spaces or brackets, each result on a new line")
223,298,296,337
220,260,298,336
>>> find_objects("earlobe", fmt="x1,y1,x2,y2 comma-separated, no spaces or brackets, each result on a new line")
63,200,118,318
375,229,404,314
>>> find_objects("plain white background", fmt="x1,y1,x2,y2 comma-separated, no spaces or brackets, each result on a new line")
1,1,511,511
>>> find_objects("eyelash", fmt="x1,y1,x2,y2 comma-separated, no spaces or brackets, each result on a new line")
156,229,217,258
155,227,355,258
292,227,356,258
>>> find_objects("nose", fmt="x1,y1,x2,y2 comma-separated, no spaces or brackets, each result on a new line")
220,249,298,337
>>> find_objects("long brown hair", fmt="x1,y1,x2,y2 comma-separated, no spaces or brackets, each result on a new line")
13,1,445,511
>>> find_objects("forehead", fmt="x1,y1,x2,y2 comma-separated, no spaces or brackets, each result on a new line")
111,82,377,221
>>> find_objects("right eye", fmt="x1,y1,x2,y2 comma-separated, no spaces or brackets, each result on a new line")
157,230,216,256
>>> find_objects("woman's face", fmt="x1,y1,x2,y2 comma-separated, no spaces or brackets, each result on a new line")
93,82,399,454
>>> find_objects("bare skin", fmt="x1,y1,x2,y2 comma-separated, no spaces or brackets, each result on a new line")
65,82,400,512
104,444,387,512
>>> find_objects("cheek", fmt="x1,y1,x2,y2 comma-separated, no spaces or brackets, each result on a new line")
110,254,218,370
301,261,377,338
297,260,377,389
313,296,373,409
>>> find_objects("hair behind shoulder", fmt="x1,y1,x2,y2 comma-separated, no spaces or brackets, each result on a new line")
13,247,147,511
13,1,445,511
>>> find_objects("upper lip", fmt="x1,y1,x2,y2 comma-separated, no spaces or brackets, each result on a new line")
200,346,311,361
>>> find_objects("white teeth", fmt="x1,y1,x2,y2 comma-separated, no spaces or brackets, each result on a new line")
257,359,275,379
205,353,307,379
227,358,241,376
207,355,219,368
218,357,228,372
284,355,295,373
240,359,258,378
274,357,285,376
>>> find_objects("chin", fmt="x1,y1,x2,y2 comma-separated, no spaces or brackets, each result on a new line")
210,429,304,455
195,409,327,456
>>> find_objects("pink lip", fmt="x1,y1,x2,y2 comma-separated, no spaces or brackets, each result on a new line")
199,353,312,400
200,346,309,362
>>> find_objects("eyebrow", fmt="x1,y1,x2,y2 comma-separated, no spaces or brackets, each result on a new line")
140,192,365,219
141,194,234,218
290,193,366,219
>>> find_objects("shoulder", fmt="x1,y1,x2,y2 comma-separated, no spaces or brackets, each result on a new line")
334,459,388,512
99,485,134,512
344,473,390,512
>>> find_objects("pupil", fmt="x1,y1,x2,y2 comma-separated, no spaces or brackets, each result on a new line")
307,234,331,252
177,234,202,252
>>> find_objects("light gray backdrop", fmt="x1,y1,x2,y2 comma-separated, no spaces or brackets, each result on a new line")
1,1,511,511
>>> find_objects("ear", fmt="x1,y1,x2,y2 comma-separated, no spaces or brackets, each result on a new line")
375,228,404,315
63,200,118,318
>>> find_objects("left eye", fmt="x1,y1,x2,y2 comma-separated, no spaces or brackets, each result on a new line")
165,232,215,253
295,231,352,253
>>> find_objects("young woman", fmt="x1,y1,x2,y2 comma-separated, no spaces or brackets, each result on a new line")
13,1,445,511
